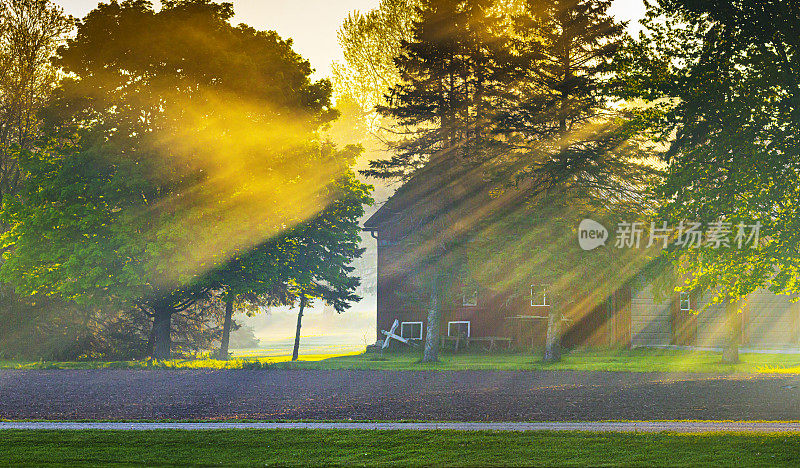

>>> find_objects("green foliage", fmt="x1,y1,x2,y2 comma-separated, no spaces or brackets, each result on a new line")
0,0,372,359
0,0,72,200
616,0,800,304
0,1,76,360
364,0,651,194
364,0,516,179
494,0,653,206
284,169,373,311
332,0,419,123
209,144,371,308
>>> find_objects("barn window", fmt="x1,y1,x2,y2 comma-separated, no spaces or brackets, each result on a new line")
680,292,691,311
400,322,423,340
531,284,549,306
462,288,478,307
448,321,471,338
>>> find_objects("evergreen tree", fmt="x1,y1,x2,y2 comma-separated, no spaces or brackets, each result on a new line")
519,0,623,132
494,0,647,361
364,0,515,180
364,0,520,362
363,0,652,363
498,0,635,202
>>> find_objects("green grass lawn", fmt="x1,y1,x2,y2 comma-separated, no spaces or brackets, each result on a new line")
4,348,800,373
1,429,799,467
0,351,360,370
281,348,800,373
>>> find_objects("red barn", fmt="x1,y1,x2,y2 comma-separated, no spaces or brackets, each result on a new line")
362,157,633,350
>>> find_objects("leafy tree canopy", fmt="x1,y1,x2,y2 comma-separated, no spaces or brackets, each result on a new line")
615,0,800,306
0,0,371,358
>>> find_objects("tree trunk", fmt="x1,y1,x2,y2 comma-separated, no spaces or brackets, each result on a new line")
544,304,562,363
218,292,235,360
722,299,740,364
292,294,307,361
146,323,155,358
559,32,571,136
422,269,440,363
151,303,173,360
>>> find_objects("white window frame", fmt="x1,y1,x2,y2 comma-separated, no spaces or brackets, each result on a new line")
447,321,471,338
462,287,478,307
400,321,423,340
680,292,691,311
531,284,549,306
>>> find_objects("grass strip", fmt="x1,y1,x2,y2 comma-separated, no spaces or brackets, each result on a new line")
1,429,799,467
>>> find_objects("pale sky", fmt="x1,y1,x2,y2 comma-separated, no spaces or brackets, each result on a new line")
53,0,646,80
50,0,648,353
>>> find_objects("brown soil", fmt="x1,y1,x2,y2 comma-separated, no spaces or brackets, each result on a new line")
1,370,798,421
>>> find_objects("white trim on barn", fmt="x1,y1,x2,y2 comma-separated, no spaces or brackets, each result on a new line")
448,321,471,338
400,321,423,340
462,288,478,307
680,292,691,311
530,284,549,307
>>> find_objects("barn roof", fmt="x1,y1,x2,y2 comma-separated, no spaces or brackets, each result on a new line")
362,147,493,232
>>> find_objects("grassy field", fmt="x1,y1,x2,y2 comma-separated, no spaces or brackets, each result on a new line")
3,348,800,373
1,429,799,466
281,348,800,373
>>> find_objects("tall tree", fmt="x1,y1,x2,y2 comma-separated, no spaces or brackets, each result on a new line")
487,0,647,362
1,0,351,359
333,0,419,128
615,0,800,362
211,145,371,361
288,171,372,361
0,0,73,361
0,0,71,202
366,0,650,362
497,0,632,199
364,0,520,362
365,0,515,180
